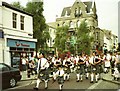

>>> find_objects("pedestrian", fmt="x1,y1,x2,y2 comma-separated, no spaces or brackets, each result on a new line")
33,53,49,90
103,52,111,73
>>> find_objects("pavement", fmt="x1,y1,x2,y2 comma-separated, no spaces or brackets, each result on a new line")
20,70,120,85
102,71,120,85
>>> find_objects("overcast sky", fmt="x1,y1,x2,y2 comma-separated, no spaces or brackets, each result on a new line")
3,0,119,36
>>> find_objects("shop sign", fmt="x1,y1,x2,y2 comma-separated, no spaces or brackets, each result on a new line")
7,39,36,48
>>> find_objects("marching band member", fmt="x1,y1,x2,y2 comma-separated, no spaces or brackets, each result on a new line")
63,56,72,81
54,64,64,91
33,53,49,90
85,55,90,79
89,52,101,83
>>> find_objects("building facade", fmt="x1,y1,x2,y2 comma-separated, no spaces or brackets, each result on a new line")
0,1,37,70
47,0,118,54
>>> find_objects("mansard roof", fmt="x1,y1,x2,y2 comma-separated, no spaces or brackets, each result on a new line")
61,6,71,17
83,1,92,13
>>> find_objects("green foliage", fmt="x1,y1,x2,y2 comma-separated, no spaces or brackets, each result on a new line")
11,1,25,10
76,20,94,55
54,26,69,53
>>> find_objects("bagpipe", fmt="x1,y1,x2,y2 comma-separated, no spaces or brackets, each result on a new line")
65,61,72,67
77,59,85,65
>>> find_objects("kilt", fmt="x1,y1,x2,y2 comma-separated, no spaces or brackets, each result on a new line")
64,67,71,74
57,76,64,84
85,66,91,73
38,68,49,80
98,64,104,73
90,65,99,74
79,65,85,75
76,65,81,74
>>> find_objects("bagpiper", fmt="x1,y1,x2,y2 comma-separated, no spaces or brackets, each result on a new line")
85,55,90,79
33,53,49,90
63,56,72,81
89,52,101,83
54,64,64,91
76,53,85,82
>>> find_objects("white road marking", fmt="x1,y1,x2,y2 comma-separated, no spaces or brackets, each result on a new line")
85,80,103,91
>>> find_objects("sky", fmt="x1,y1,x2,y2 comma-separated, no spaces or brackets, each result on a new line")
2,0,119,37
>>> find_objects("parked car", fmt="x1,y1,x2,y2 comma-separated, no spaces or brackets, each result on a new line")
0,63,22,89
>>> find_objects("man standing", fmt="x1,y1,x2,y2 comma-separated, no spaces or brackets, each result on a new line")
33,53,49,90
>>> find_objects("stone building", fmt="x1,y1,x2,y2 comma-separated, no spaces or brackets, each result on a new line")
47,0,117,54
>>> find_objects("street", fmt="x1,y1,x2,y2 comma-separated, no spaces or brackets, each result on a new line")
3,73,120,91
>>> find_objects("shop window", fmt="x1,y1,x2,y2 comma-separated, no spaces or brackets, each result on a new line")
12,13,17,28
20,15,24,30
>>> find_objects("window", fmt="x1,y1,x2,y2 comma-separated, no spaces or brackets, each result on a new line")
20,15,24,30
69,21,74,28
63,22,66,26
12,13,17,28
77,20,81,27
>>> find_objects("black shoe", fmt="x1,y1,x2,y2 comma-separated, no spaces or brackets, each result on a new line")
61,85,63,88
95,81,98,83
33,87,38,90
45,87,48,89
86,77,88,79
90,81,93,83
76,80,79,82
67,79,69,81
80,80,83,82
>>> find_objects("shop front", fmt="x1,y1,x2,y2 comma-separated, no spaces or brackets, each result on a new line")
7,38,36,71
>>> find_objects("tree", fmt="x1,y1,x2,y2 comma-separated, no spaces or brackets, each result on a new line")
11,1,25,10
76,20,94,55
54,26,69,53
11,1,50,55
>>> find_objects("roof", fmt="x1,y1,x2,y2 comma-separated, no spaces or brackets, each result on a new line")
2,2,33,16
83,1,92,13
61,6,71,17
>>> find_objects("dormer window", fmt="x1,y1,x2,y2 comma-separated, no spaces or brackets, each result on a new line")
65,11,68,17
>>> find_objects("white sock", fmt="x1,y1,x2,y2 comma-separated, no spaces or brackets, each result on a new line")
80,75,83,80
36,79,41,88
53,72,56,80
64,74,67,80
77,74,79,80
95,74,98,81
91,73,94,81
67,74,70,79
86,73,89,77
59,84,62,90
45,80,48,88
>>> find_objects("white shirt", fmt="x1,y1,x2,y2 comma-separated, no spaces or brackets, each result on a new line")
37,58,49,72
89,56,96,64
22,58,26,65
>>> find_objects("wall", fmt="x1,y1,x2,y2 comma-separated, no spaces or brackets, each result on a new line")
2,7,33,38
